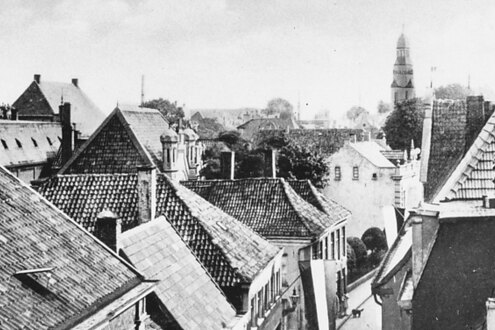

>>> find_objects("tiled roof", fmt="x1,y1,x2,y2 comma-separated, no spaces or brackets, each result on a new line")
181,178,339,238
436,110,495,201
120,217,237,330
157,174,281,287
349,141,396,168
0,120,60,168
287,179,350,223
39,172,280,289
0,166,145,330
254,128,364,157
13,79,105,137
39,174,139,233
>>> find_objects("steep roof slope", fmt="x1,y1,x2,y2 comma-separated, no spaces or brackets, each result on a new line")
349,141,396,168
0,166,145,330
182,178,339,238
120,217,238,330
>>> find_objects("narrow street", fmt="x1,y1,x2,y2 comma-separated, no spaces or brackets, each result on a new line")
337,277,381,330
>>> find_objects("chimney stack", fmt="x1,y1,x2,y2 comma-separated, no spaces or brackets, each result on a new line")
34,74,41,84
411,216,423,287
220,151,235,180
71,78,79,87
10,108,18,121
466,95,485,152
264,149,277,178
94,210,121,252
137,165,156,224
59,103,73,165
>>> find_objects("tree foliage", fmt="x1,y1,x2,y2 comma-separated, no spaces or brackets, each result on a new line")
434,84,470,100
142,98,185,125
377,100,392,114
347,236,367,266
361,227,388,252
346,242,357,272
346,106,367,121
262,98,294,119
382,98,423,151
194,117,226,139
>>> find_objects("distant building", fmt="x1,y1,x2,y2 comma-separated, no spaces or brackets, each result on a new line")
391,33,415,105
0,164,159,329
237,117,300,142
12,74,105,138
182,175,350,330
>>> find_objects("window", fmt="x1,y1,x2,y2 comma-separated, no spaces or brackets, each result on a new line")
394,92,398,102
318,241,323,259
31,138,38,147
352,166,359,180
324,236,328,259
281,254,288,287
1,139,7,149
257,291,263,318
342,227,346,257
312,243,318,260
372,173,377,180
336,229,341,259
331,232,335,259
264,285,269,312
405,91,409,99
334,166,341,181
15,139,22,148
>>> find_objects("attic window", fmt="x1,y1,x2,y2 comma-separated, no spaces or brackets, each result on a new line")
1,139,7,149
32,138,38,147
46,137,53,146
372,173,378,180
15,139,22,148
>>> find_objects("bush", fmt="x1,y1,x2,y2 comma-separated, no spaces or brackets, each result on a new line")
368,249,387,267
361,227,388,252
346,242,356,273
347,237,367,266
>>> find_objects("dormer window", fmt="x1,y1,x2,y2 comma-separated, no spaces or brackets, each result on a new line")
15,139,22,148
1,139,8,149
32,138,38,147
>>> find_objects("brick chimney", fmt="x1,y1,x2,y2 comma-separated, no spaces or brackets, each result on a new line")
220,151,235,180
137,165,156,225
59,103,73,165
466,95,485,152
34,74,41,84
10,108,18,121
71,78,78,87
94,210,121,252
263,149,277,178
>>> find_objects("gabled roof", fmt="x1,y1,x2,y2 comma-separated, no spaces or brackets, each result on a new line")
435,109,495,201
348,141,396,168
287,179,350,223
120,217,238,329
60,105,172,174
0,120,60,168
39,172,280,288
13,79,105,137
181,178,343,238
0,165,148,330
254,128,364,157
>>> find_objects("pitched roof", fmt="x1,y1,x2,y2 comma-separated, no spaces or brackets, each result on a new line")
237,118,300,141
0,165,147,330
287,179,350,223
120,217,238,330
39,172,280,288
60,105,172,174
0,120,60,168
254,128,364,157
348,141,396,168
181,178,341,238
13,79,105,137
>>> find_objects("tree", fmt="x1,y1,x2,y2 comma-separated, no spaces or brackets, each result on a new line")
262,98,294,118
346,106,367,121
434,84,470,100
377,101,392,114
194,117,226,140
361,227,388,252
346,242,357,273
347,237,367,266
368,249,386,267
142,98,185,125
382,98,423,151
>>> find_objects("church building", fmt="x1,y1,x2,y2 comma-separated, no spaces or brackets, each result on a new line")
391,33,415,105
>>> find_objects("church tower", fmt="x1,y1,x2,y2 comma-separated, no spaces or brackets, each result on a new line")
391,33,415,105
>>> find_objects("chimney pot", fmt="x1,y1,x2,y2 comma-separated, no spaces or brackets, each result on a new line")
95,210,121,252
71,78,79,87
34,74,41,84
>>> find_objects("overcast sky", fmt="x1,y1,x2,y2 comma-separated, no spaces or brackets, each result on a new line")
1,0,494,119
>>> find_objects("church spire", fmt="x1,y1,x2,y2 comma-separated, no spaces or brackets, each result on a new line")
391,31,415,105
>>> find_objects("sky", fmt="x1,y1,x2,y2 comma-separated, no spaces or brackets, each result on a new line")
1,0,495,119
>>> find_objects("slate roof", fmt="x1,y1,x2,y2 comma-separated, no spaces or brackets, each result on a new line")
120,217,238,330
349,141,396,168
254,128,364,157
287,179,350,223
0,165,148,330
13,78,105,137
60,105,174,174
39,172,280,288
0,120,60,168
181,178,341,238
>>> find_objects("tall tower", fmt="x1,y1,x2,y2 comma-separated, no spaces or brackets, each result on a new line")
391,33,415,105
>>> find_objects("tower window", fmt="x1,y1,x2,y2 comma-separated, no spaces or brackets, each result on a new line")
353,166,359,180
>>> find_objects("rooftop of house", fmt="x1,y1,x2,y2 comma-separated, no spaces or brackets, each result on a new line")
120,216,238,330
39,172,280,288
12,76,106,137
347,141,397,168
0,165,150,330
60,105,180,174
181,178,347,239
254,128,364,157
0,120,61,168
